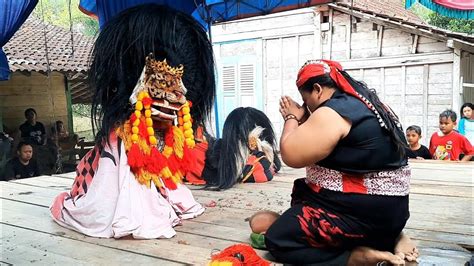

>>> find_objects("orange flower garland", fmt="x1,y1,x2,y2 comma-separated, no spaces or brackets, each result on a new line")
117,91,198,190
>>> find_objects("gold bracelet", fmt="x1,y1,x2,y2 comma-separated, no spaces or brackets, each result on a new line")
284,114,299,123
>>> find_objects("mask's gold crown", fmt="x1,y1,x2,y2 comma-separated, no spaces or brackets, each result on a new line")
146,55,183,80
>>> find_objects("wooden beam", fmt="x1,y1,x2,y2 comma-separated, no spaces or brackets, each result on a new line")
411,34,419,54
339,52,453,70
463,83,474,88
313,10,323,59
401,66,406,127
380,67,385,101
377,25,384,57
18,71,32,77
71,85,89,96
328,8,333,59
279,37,283,96
65,76,74,134
69,82,84,90
447,39,474,54
72,89,92,99
452,48,461,113
422,64,429,141
346,13,352,59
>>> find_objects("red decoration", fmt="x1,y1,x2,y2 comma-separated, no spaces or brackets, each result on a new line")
209,244,270,266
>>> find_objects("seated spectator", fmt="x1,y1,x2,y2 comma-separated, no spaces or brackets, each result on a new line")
405,125,431,159
0,132,14,177
459,103,474,144
19,108,46,145
54,120,69,138
429,109,474,161
1,142,41,181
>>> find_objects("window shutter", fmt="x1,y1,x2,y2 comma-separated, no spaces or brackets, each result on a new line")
222,65,236,97
239,64,255,107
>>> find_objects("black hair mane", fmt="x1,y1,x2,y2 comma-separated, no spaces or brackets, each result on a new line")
89,4,215,148
202,107,281,189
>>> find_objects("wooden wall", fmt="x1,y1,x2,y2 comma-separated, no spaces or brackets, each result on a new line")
212,7,472,146
461,51,474,105
213,8,317,137
0,72,68,137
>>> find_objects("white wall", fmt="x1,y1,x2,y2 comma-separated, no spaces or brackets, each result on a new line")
212,7,461,146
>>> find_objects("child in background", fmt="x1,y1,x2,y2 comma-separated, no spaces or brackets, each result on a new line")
405,125,431,160
429,110,474,161
458,103,474,145
1,142,40,181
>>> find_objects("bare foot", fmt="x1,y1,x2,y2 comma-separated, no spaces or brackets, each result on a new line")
348,246,405,266
394,233,419,262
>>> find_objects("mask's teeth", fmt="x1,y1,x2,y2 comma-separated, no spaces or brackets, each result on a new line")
150,107,177,120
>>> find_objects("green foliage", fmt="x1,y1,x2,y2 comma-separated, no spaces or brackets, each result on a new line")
33,0,99,36
72,103,92,118
410,3,474,34
427,13,474,35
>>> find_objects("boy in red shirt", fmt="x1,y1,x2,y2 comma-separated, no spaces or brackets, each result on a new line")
430,109,474,161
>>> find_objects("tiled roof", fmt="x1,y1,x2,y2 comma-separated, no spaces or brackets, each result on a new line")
332,0,474,44
349,0,425,24
4,15,94,73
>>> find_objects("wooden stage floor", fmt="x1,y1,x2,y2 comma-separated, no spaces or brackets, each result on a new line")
1,160,472,265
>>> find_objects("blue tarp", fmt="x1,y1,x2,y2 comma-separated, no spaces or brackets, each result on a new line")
193,0,329,29
79,0,203,28
0,0,38,81
79,0,329,29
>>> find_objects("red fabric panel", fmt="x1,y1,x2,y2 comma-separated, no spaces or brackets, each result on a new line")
342,174,367,194
185,142,207,185
252,161,268,183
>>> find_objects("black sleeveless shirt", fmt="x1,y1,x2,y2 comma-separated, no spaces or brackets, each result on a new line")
317,90,407,174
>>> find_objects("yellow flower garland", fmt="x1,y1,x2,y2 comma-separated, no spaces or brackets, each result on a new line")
118,90,197,189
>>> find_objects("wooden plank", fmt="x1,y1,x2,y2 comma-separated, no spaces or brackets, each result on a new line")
346,12,352,59
447,39,474,54
279,37,284,95
1,223,178,265
328,8,333,59
423,64,429,143
4,179,472,237
380,67,385,100
377,25,384,57
313,10,323,59
452,48,462,115
401,65,406,126
339,52,453,70
3,159,473,262
214,24,315,43
1,199,230,265
412,34,419,54
9,173,473,205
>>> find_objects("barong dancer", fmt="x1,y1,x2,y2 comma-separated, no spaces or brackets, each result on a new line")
50,4,215,239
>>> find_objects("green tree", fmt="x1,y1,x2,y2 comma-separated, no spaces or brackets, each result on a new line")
33,0,99,36
411,3,474,35
427,13,474,35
